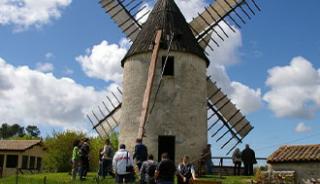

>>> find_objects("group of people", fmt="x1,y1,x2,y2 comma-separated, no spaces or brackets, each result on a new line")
112,138,197,184
71,138,90,181
71,137,256,182
232,144,257,176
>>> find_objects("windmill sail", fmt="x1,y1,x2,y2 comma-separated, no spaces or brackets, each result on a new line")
87,88,123,137
99,0,150,41
189,0,261,50
207,78,253,154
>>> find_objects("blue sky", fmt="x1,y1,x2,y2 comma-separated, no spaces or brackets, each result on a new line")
0,0,319,158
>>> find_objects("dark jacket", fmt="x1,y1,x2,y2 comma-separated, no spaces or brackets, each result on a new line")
157,159,176,182
80,142,90,158
241,147,256,164
133,143,148,162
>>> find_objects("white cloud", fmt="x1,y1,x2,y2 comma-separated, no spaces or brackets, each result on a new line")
135,3,152,24
206,22,243,66
0,0,72,30
263,56,320,119
0,57,105,130
35,62,54,73
230,82,262,114
76,40,127,83
208,63,262,114
119,38,132,50
206,23,262,114
175,0,207,22
295,122,311,133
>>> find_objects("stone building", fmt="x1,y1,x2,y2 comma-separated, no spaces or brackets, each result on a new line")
267,144,320,184
0,140,45,177
120,0,209,163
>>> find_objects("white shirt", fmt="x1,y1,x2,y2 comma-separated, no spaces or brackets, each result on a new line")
112,149,134,175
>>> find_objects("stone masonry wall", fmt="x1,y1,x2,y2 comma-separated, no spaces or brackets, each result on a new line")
120,50,207,163
269,163,320,184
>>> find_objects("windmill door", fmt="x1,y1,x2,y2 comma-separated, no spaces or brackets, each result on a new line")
158,136,175,163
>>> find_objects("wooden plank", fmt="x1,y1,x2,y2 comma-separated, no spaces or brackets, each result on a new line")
137,30,162,139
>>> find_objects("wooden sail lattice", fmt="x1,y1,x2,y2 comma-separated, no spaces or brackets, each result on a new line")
87,87,122,138
99,0,151,41
207,78,253,155
190,0,261,51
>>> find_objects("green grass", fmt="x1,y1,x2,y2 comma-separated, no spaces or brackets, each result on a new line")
0,173,254,184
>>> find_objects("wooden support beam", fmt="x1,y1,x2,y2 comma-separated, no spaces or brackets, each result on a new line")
137,30,162,140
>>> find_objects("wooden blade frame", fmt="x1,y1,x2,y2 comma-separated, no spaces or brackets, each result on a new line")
88,87,123,137
207,77,253,153
189,0,261,51
99,0,151,41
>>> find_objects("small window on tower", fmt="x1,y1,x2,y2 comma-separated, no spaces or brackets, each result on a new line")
162,56,174,76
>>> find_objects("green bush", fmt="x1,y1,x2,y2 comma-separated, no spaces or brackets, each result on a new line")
43,131,119,173
43,131,85,172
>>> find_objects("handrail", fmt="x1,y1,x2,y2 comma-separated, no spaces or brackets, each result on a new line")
211,156,267,168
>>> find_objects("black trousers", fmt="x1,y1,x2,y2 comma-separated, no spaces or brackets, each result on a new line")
243,163,253,176
80,157,89,179
233,161,241,176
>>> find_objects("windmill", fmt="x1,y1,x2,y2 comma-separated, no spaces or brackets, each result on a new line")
88,0,261,162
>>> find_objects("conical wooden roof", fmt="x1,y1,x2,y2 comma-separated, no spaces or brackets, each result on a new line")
121,0,209,67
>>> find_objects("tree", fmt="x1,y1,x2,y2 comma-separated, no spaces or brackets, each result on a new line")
10,124,25,137
25,125,40,137
0,123,25,139
44,131,85,172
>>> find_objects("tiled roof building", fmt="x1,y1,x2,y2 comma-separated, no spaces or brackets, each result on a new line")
268,144,320,183
0,140,42,151
268,144,320,163
0,140,45,177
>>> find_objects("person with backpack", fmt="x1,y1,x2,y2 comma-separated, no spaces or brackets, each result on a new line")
140,154,157,184
133,138,148,170
177,156,196,184
101,138,114,178
113,144,134,184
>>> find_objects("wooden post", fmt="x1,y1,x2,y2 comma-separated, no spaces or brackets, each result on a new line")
137,30,162,140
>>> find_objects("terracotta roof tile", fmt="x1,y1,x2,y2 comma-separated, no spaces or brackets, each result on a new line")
267,144,320,163
0,140,42,151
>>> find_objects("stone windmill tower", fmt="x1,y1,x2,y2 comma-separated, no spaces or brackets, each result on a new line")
88,0,261,162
